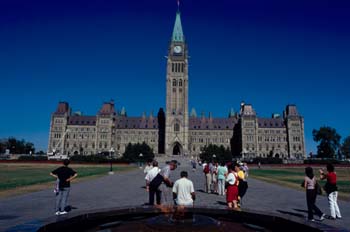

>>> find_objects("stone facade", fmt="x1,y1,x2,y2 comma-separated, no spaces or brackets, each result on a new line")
233,104,306,160
47,8,306,160
48,102,159,156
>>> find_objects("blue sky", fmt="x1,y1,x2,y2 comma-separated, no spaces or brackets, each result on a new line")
0,0,349,153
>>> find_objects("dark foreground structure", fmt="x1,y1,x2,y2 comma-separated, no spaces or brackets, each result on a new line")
37,206,347,232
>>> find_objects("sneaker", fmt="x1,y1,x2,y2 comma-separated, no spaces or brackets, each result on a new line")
336,216,342,219
319,214,326,221
59,211,68,215
55,211,60,216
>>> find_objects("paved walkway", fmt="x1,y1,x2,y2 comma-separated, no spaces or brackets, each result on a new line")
0,158,349,231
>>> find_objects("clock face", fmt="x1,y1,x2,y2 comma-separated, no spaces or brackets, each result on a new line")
174,45,182,53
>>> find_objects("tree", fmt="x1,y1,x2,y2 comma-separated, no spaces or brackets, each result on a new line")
157,108,165,154
123,142,154,162
0,137,35,154
199,144,232,163
340,136,350,159
312,126,341,159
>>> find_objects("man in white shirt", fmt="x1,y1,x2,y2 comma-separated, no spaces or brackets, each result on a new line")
144,159,153,174
172,171,195,206
145,161,161,205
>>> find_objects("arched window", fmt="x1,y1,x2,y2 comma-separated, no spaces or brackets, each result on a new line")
173,79,177,86
174,123,180,132
179,79,182,86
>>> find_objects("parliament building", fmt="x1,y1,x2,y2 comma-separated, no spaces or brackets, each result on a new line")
48,8,306,160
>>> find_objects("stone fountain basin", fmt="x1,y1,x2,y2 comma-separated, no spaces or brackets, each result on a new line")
37,206,347,232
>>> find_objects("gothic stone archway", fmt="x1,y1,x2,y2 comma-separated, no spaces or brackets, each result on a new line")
172,142,182,155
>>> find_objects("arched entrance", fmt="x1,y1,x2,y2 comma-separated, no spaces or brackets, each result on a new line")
172,142,182,155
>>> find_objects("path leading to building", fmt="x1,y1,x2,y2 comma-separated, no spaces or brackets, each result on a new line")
0,157,349,231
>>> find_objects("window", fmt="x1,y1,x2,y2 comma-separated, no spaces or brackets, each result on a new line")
172,63,174,72
181,63,184,72
174,123,180,132
173,79,177,86
179,79,182,86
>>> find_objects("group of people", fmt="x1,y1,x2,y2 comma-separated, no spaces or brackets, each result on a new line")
303,163,342,222
144,159,195,206
202,161,249,210
49,158,342,224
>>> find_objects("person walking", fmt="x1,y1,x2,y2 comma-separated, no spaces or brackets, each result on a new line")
50,159,77,215
172,171,196,206
225,163,239,209
217,162,227,196
320,163,342,220
191,159,197,172
304,167,325,221
145,161,161,205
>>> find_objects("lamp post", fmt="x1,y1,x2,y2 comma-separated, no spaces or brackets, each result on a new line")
109,148,115,175
139,153,143,168
212,154,216,161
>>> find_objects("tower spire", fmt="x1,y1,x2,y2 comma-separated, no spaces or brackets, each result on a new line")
172,1,184,42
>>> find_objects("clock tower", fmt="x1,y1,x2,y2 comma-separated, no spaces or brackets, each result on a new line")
165,8,189,155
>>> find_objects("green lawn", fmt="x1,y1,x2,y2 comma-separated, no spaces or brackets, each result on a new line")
0,163,133,191
249,167,350,198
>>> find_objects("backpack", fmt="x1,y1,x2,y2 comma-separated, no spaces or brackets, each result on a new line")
203,164,210,174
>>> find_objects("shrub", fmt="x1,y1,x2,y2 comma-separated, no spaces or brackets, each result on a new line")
69,155,129,163
199,144,232,163
304,159,340,165
123,142,154,162
252,157,283,164
18,155,48,161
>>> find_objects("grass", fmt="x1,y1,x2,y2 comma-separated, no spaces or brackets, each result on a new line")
0,163,134,192
250,167,350,200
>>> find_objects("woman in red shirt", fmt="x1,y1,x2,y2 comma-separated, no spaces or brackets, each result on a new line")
320,163,342,220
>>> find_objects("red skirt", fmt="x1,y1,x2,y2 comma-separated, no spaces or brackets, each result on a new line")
226,185,238,202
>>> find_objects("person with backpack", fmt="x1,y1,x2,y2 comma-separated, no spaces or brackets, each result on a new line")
203,161,212,193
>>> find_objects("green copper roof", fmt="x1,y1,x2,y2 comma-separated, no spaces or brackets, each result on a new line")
172,11,184,42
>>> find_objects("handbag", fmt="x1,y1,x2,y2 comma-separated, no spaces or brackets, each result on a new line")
149,173,164,189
